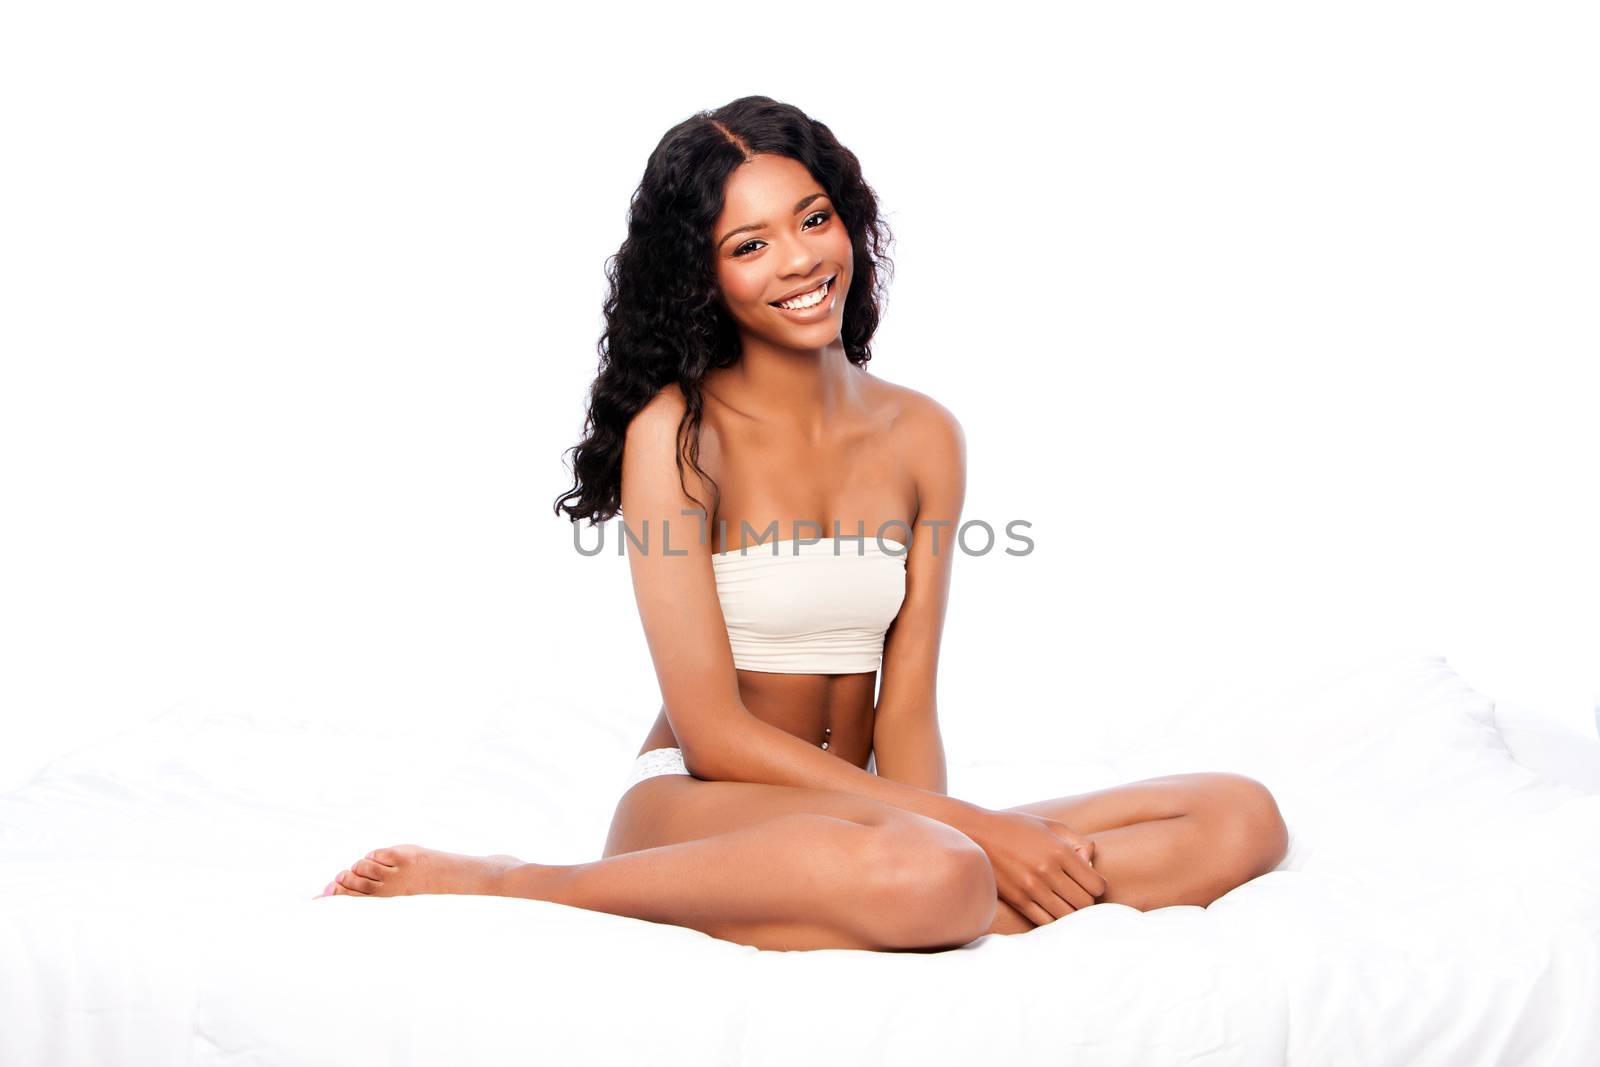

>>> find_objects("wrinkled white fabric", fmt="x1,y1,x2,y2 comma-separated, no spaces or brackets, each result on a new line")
4,654,1600,1066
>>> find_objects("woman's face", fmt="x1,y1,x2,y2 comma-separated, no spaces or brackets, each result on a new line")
710,153,853,348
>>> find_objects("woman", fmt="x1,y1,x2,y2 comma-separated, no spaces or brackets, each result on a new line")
319,96,1289,952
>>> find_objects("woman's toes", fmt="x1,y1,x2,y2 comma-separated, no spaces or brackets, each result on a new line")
333,869,371,895
374,844,421,866
352,857,389,882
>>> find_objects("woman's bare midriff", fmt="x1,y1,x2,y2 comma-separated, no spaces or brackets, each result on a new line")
637,668,878,772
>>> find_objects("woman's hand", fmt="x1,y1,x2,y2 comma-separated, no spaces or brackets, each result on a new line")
961,809,1107,925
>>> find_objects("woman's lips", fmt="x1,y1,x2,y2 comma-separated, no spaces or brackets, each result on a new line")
769,274,837,320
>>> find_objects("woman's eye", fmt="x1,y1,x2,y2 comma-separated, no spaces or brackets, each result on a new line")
731,210,832,257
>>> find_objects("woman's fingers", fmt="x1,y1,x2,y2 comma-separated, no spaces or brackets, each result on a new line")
1023,878,1079,921
1019,898,1058,926
1014,887,1081,925
1050,870,1096,912
1000,873,1075,925
1066,849,1108,898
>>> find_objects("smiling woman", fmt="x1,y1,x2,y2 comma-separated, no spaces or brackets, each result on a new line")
318,95,1288,951
712,153,855,341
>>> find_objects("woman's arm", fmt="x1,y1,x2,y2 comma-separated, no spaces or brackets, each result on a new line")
871,395,963,796
621,385,984,832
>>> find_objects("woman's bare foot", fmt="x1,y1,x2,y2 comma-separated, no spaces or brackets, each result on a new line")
327,844,525,898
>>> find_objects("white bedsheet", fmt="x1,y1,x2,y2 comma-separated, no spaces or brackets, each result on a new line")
2,653,1597,1066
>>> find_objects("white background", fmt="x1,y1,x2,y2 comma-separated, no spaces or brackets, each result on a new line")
2,1,1595,792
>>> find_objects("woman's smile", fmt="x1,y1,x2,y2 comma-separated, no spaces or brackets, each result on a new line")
768,273,838,322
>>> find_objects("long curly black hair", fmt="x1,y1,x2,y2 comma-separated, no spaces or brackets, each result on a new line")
552,95,895,527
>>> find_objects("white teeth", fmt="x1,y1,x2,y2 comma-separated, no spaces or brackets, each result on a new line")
776,278,830,310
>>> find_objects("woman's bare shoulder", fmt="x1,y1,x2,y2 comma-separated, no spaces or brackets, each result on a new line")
867,375,964,453
631,382,688,429
633,382,727,436
624,383,721,510
864,377,965,536
627,383,718,452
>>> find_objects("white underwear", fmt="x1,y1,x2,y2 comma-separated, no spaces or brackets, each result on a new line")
622,745,878,792
624,746,692,791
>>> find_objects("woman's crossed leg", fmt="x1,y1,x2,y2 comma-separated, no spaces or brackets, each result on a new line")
328,775,996,953
326,770,1287,950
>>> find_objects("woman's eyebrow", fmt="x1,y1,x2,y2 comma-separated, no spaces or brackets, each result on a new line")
716,192,828,250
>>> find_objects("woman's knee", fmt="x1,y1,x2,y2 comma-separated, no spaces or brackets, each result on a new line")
858,815,996,949
1208,774,1289,877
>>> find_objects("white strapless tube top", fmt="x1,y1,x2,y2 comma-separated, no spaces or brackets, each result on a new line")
710,536,909,674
